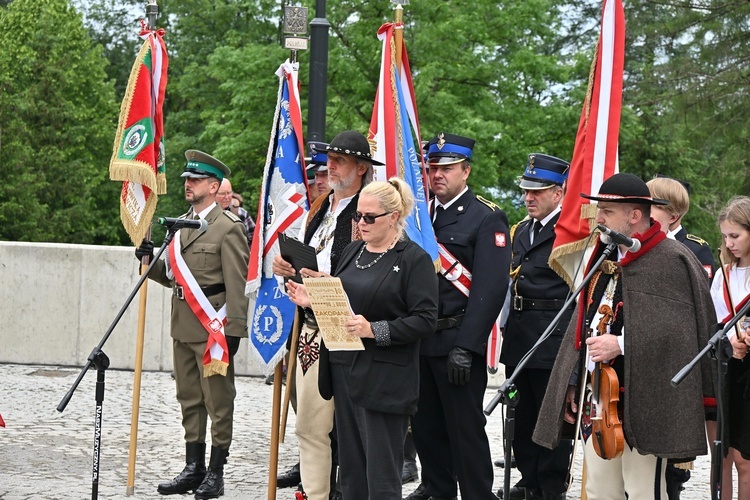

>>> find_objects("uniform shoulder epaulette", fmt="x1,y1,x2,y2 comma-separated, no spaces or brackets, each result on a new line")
223,210,242,222
476,195,499,211
509,216,531,242
686,233,709,246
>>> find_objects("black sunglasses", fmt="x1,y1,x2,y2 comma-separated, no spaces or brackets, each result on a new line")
352,211,391,224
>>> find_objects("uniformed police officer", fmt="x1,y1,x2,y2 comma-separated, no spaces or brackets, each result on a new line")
498,154,573,500
136,150,250,499
407,133,511,500
307,141,331,200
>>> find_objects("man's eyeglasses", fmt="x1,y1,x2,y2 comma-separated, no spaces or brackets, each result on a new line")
217,191,233,197
352,212,391,224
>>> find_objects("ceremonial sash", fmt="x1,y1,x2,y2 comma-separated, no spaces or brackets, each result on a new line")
169,234,229,377
437,242,502,368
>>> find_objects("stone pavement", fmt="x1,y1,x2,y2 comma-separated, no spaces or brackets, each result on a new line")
0,363,716,499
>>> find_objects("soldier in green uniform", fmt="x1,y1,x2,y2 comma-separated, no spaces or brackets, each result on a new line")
136,150,250,499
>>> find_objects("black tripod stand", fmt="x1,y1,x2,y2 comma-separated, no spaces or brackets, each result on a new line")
672,298,750,500
57,229,176,500
484,242,617,500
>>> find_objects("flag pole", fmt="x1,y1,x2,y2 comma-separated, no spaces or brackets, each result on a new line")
280,312,300,442
394,3,404,75
268,361,284,500
125,2,159,495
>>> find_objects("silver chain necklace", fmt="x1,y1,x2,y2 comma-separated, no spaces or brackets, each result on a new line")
355,236,398,269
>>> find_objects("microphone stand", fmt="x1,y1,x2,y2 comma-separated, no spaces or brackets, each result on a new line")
671,296,750,500
484,242,617,500
57,229,177,500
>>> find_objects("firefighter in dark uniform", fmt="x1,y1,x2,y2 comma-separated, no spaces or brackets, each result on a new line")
498,154,573,500
407,133,511,500
646,175,715,500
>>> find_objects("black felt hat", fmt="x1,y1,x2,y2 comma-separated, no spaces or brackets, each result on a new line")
327,131,384,166
518,153,570,190
581,172,668,205
425,132,475,165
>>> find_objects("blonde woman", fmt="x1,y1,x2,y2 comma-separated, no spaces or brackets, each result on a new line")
287,178,438,500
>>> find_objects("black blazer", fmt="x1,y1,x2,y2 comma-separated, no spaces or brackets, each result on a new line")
318,238,438,415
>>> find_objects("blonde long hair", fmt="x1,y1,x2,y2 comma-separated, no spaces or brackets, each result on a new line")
718,196,750,271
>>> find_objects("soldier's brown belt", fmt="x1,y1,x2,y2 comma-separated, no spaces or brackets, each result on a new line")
513,296,567,311
173,284,226,300
436,314,465,331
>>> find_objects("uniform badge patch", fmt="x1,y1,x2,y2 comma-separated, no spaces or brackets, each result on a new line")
495,233,506,247
704,265,713,278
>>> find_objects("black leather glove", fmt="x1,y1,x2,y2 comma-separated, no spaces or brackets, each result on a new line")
135,239,154,261
447,346,473,386
226,336,241,357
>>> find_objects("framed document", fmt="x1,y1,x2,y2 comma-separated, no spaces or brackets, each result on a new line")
278,232,318,283
303,277,365,351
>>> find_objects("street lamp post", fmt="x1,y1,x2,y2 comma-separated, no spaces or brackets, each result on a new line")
307,0,330,145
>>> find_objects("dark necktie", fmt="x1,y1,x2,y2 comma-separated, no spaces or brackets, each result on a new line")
531,220,542,244
433,205,445,226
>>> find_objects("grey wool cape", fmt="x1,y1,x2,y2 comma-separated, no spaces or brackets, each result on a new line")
533,237,716,459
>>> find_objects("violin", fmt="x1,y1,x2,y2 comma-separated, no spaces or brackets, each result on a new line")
590,304,624,459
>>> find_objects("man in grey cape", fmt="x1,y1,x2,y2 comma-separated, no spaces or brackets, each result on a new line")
533,173,715,498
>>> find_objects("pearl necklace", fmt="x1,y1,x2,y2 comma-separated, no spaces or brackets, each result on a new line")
355,235,399,270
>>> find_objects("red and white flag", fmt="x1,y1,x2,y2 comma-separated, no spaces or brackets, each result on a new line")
109,23,168,245
548,0,624,287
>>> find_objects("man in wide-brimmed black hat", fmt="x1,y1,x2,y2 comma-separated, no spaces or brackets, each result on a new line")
273,130,380,500
533,172,715,499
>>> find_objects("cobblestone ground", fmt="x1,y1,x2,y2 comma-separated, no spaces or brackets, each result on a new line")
0,364,716,499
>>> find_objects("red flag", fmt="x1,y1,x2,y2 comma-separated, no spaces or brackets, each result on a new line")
548,0,624,287
0,412,5,427
109,24,168,245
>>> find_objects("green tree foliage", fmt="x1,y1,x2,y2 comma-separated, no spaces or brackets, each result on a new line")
5,0,747,245
0,0,119,243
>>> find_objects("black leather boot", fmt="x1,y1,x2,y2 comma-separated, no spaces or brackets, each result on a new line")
194,445,228,499
157,442,206,495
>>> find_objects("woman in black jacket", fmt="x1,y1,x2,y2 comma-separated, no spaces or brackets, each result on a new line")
286,177,438,500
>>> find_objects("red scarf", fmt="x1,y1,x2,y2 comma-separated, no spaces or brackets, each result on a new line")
574,221,666,349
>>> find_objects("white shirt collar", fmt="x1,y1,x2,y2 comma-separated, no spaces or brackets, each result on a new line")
435,186,469,211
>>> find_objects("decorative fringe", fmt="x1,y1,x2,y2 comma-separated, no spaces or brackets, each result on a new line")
156,172,167,195
549,237,596,288
433,258,441,273
202,359,229,378
120,190,158,245
110,160,158,188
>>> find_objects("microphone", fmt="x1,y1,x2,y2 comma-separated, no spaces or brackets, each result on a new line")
157,217,208,233
596,224,641,252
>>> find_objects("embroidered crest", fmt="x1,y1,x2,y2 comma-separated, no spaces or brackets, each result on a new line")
208,318,223,333
252,305,284,345
123,124,148,158
298,329,320,375
495,232,506,247
704,264,713,278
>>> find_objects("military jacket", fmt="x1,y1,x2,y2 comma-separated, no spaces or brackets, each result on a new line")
149,204,250,342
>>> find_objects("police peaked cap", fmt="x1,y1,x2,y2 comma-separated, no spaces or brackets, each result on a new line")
326,131,384,166
518,153,570,190
581,173,669,205
426,133,475,165
181,150,231,181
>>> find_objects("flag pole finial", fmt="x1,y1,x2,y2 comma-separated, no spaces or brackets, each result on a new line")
146,0,158,31
392,1,406,75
